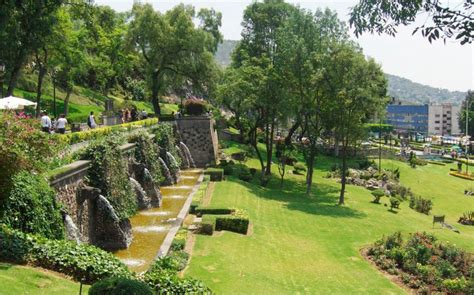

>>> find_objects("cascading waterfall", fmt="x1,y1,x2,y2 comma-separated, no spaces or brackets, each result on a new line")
179,141,196,168
159,157,174,185
64,214,81,244
176,145,189,169
130,177,151,209
166,151,180,183
143,167,161,206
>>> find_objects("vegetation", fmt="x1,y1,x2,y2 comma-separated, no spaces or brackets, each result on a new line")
367,232,473,293
128,130,163,184
0,225,131,284
409,196,433,215
89,277,153,295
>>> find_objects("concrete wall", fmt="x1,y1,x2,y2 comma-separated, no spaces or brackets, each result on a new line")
176,116,218,167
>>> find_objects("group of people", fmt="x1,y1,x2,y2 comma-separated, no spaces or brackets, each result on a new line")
40,111,69,134
121,108,147,123
40,111,97,134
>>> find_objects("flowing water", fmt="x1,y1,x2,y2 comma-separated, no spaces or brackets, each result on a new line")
64,214,81,244
180,142,196,168
159,157,174,184
114,169,202,273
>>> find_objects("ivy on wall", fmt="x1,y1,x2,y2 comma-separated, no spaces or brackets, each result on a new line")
81,134,137,220
153,124,182,175
128,130,163,184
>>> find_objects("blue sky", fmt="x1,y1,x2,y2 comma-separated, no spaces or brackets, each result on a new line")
98,0,473,92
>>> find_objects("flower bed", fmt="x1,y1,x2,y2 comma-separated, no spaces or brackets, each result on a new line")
365,232,473,294
449,171,474,181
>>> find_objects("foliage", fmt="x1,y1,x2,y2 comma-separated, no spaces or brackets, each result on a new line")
389,197,401,210
215,210,249,235
0,225,131,284
371,189,385,204
128,130,163,184
0,171,64,239
459,90,474,137
0,112,63,200
59,118,158,145
458,211,474,226
349,0,474,44
238,167,253,182
368,232,472,293
89,277,153,295
81,134,137,219
142,256,211,294
204,168,224,181
409,196,433,215
195,207,235,217
183,97,208,116
152,123,182,170
127,3,221,114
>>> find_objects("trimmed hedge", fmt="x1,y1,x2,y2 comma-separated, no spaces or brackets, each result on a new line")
201,210,249,235
194,207,235,217
0,225,131,284
204,168,224,181
449,171,474,181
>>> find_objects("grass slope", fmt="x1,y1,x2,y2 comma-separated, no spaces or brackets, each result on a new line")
185,153,474,294
0,263,88,295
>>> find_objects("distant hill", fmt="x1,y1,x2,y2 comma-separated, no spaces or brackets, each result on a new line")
215,40,467,105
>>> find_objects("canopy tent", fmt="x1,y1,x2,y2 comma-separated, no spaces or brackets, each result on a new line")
0,96,37,110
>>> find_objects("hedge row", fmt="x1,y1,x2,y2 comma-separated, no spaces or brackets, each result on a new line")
194,206,235,217
449,171,474,181
58,118,159,145
0,225,131,284
201,209,249,235
204,168,224,181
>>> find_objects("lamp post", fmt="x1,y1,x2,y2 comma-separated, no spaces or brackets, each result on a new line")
0,63,5,98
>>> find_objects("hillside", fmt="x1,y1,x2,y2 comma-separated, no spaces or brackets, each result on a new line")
215,40,467,105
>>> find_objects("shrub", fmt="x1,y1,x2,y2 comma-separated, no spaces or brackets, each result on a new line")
194,207,235,217
183,97,208,116
0,225,131,284
204,168,224,181
389,197,401,210
81,135,137,219
152,123,182,170
231,152,247,162
223,165,234,175
371,189,385,204
294,162,307,172
358,159,375,170
198,220,214,235
409,196,433,215
143,260,211,294
89,277,153,295
215,212,249,235
238,167,253,182
0,171,64,239
249,168,257,175
0,112,63,201
458,211,474,225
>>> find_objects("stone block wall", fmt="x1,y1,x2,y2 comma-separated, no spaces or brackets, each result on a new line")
176,116,218,167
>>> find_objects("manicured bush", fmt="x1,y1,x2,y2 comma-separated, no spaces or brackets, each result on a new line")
204,168,224,181
223,165,234,176
194,207,235,217
183,97,208,116
238,167,253,182
198,219,214,235
0,225,131,284
293,162,307,172
389,197,401,210
89,277,153,295
81,135,137,219
409,196,433,215
0,171,64,239
215,213,249,235
449,171,474,181
371,189,385,204
367,232,472,293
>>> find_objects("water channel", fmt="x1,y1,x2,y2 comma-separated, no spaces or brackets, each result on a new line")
114,168,202,273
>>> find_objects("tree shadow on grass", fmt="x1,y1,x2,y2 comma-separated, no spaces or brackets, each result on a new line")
227,174,367,219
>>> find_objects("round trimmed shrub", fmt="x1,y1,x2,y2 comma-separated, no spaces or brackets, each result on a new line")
183,97,208,116
371,189,385,204
89,277,153,295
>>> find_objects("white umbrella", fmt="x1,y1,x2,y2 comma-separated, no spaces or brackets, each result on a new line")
0,96,37,110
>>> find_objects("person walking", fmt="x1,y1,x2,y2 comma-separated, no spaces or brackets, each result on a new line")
56,114,68,134
40,111,52,133
87,111,97,129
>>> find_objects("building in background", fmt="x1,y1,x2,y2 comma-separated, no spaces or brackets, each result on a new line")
386,103,461,135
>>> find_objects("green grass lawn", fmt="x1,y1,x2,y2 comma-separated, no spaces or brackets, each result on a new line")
185,152,474,294
0,263,88,295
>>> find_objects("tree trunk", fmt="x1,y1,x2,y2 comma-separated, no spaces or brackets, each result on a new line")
265,119,275,175
151,71,161,115
35,66,47,117
284,120,300,146
63,87,73,116
305,146,316,194
6,63,22,97
334,136,340,157
339,145,347,205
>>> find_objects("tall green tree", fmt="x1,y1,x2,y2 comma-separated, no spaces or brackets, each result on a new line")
322,43,387,205
232,0,295,177
0,0,64,96
127,3,221,115
459,90,474,137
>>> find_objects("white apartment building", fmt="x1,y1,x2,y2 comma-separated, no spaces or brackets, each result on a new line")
428,104,461,135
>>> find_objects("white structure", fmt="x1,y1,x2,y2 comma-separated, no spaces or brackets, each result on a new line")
428,104,461,135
